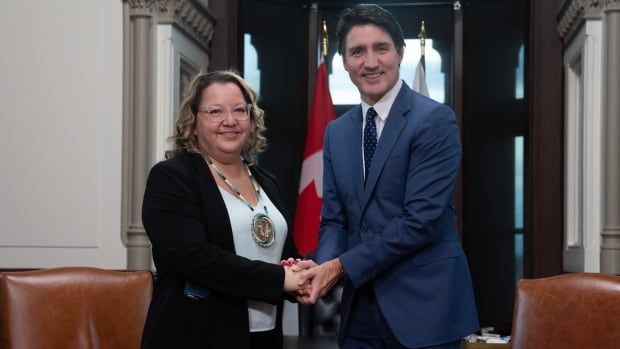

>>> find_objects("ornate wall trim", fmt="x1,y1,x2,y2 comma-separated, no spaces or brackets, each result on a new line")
606,0,620,11
157,0,216,51
558,0,603,40
558,0,584,40
584,0,604,18
127,0,153,17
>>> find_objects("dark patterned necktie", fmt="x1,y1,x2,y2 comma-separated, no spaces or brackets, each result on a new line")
363,107,378,181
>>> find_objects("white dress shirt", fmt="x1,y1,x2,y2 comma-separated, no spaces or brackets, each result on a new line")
361,79,403,177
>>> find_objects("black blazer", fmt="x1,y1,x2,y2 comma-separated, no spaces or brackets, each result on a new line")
140,152,297,349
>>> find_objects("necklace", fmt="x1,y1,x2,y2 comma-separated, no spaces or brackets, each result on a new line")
202,153,276,248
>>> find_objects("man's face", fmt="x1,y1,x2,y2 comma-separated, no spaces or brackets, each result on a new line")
342,24,403,105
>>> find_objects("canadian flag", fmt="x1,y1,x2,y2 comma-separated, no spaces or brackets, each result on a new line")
293,61,336,256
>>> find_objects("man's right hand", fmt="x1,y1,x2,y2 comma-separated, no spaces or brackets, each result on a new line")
292,259,318,272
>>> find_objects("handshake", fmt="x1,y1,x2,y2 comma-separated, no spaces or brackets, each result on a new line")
280,257,343,305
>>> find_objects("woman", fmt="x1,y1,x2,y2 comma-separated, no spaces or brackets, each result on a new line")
140,71,302,349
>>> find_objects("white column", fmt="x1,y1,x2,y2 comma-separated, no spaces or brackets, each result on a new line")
124,0,154,270
560,0,605,273
601,0,620,274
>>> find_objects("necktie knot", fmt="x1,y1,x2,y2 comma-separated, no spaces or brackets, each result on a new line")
363,108,378,182
366,107,377,122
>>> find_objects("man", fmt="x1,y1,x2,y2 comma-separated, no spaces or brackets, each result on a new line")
294,4,479,349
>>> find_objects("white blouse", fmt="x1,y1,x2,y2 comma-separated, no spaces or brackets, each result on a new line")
218,186,288,332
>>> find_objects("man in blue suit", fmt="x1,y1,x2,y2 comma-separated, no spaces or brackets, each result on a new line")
295,4,479,349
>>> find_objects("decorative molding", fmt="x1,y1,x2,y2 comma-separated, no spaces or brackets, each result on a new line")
601,228,620,247
127,0,154,17
584,0,603,19
180,58,200,100
157,0,216,52
558,0,604,41
558,0,585,39
606,0,620,11
127,0,152,8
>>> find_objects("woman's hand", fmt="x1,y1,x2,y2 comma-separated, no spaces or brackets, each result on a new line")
280,258,298,267
283,265,306,292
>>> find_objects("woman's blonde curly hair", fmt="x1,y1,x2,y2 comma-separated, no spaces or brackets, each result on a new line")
165,70,267,164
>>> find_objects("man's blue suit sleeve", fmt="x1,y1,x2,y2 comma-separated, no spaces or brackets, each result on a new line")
315,123,348,264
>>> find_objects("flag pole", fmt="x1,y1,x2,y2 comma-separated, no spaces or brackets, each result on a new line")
321,20,328,59
413,20,430,97
418,20,427,70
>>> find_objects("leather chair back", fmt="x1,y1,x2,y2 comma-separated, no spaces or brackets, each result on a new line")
511,272,620,349
299,281,343,337
0,267,153,349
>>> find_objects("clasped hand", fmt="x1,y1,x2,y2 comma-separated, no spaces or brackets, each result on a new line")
280,258,343,305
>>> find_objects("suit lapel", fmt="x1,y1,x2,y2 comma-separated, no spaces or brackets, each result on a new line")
189,153,237,253
345,105,365,208
361,85,412,210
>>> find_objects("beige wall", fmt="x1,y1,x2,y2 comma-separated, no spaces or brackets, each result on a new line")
0,0,125,268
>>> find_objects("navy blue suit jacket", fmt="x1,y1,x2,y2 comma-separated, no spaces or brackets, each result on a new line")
316,82,479,348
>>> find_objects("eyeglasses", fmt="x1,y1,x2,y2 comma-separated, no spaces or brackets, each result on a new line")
197,104,252,123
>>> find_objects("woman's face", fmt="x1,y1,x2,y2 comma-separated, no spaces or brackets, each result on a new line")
194,82,251,161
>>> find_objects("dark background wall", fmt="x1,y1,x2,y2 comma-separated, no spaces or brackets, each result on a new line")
240,0,308,220
461,0,527,330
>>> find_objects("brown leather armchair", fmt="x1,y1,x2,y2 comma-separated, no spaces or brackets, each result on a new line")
0,267,153,349
510,272,620,349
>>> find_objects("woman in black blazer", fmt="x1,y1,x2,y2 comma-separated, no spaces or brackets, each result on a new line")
140,71,302,349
